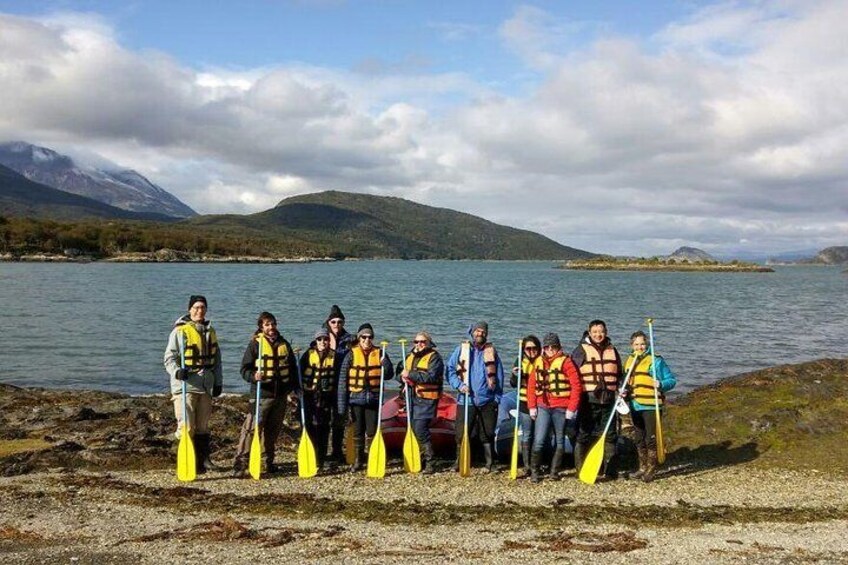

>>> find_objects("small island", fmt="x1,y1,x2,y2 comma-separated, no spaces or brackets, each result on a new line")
561,247,774,272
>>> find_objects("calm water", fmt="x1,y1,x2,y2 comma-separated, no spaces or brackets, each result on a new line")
0,261,845,396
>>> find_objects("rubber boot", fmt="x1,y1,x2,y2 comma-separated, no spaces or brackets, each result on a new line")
195,433,225,473
421,442,435,475
231,457,247,479
573,442,587,475
482,443,494,474
631,446,648,480
452,447,461,472
521,443,532,478
530,450,542,483
265,455,278,475
330,422,345,467
643,448,658,483
549,448,564,480
602,440,619,481
350,439,365,472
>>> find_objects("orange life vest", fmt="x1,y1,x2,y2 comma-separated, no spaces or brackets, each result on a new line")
579,342,620,392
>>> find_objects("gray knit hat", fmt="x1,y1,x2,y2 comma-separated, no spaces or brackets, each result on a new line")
542,332,561,348
313,327,330,340
471,320,489,333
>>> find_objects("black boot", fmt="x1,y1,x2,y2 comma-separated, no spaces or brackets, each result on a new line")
482,443,494,474
574,442,587,474
265,455,279,474
452,447,461,472
602,440,619,481
521,443,532,478
549,448,564,480
195,433,225,473
421,442,435,475
643,448,658,483
630,446,648,480
530,450,542,483
231,457,247,479
350,439,364,472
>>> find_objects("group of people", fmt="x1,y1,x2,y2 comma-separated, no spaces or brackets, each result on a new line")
164,296,676,482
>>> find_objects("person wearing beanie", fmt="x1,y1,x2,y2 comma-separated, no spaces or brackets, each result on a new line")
510,335,542,477
526,332,582,482
337,323,394,472
397,331,444,474
231,311,298,477
446,321,504,473
571,320,623,481
163,294,224,475
323,304,352,466
299,327,338,471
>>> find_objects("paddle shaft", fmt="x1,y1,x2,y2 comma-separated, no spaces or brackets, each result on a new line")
647,319,661,409
178,333,188,434
400,340,411,428
512,340,522,440
254,344,263,428
375,342,388,433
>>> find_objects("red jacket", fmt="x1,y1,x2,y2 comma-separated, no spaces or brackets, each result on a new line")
527,352,582,412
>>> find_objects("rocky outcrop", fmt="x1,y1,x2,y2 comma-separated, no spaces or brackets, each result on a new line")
812,246,848,265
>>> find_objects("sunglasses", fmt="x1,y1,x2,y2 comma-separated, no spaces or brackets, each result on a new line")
316,337,329,342
413,339,427,344
328,319,344,325
359,335,374,340
524,346,539,351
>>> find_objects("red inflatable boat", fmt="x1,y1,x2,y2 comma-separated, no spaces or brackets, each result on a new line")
381,392,457,455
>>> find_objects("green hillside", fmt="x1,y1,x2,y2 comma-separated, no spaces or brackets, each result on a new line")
191,190,593,260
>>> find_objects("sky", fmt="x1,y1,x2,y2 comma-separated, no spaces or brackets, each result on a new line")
1,0,846,257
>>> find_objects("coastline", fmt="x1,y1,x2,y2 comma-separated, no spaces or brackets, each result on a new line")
560,261,774,272
2,358,847,562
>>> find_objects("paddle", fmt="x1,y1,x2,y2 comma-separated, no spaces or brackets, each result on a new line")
295,348,318,478
458,340,472,478
647,318,666,464
399,339,422,474
578,358,637,485
366,341,389,479
248,342,263,480
176,332,196,482
509,339,522,480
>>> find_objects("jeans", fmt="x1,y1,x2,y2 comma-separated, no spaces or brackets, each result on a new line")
517,411,534,447
532,405,567,452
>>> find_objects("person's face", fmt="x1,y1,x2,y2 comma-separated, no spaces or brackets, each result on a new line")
631,336,647,354
589,324,606,344
189,302,206,323
261,319,278,340
523,343,539,360
358,334,374,350
413,334,428,352
543,345,560,359
328,318,344,334
315,336,329,352
472,327,487,345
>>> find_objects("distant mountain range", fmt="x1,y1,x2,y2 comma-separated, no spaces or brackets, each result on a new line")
0,142,195,218
0,164,174,222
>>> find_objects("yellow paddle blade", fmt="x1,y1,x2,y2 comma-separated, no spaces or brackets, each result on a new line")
176,425,196,482
345,423,356,465
248,427,262,480
655,411,666,464
403,430,421,474
366,431,386,479
298,429,318,478
508,434,520,480
578,433,607,485
459,431,472,477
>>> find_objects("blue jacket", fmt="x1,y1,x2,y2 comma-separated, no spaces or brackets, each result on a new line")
625,348,676,412
446,339,504,407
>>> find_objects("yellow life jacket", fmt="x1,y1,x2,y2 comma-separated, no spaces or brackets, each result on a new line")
348,345,383,393
534,354,574,398
255,335,292,382
517,357,540,403
579,342,620,392
405,351,441,400
302,348,336,393
179,323,218,370
624,353,664,406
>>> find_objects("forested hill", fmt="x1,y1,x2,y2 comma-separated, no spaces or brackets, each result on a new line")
190,190,594,260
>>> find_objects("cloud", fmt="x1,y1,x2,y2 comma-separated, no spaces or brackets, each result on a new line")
1,3,848,256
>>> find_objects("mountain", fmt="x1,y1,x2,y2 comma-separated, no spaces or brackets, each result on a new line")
810,246,848,265
0,164,172,221
190,190,595,260
0,142,196,218
667,246,715,262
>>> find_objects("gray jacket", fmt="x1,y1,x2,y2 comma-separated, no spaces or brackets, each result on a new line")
164,315,223,396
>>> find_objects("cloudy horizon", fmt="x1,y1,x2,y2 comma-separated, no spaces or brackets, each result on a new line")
1,1,846,256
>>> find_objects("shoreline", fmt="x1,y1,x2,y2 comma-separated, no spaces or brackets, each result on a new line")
560,261,774,272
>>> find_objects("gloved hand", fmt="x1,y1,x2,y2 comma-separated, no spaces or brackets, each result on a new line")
402,375,414,387
459,384,469,394
175,368,189,381
212,385,222,397
529,408,538,420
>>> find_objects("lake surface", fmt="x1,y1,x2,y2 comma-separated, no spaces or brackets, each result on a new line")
0,261,845,396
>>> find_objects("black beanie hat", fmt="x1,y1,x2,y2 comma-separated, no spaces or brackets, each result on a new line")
188,295,207,309
327,304,345,322
357,323,374,338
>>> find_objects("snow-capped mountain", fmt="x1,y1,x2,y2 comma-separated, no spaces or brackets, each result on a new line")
0,142,196,218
